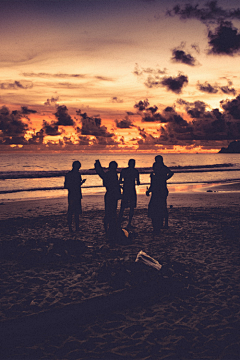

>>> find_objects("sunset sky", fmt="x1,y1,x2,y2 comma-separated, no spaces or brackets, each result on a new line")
1,0,240,152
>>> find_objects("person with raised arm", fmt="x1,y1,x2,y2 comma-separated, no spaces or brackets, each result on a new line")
94,159,121,242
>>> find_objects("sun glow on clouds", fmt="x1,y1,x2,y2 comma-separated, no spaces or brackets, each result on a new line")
1,0,240,152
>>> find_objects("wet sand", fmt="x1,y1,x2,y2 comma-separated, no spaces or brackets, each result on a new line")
0,185,240,359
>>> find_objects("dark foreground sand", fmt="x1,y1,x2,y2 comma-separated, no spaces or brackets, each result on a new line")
0,187,240,360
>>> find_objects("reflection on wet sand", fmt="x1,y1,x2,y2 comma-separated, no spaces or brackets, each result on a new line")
138,181,240,194
167,181,240,193
203,181,240,192
169,183,212,192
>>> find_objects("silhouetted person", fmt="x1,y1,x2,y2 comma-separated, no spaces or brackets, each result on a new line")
118,159,140,228
94,160,121,242
146,157,174,234
64,161,86,232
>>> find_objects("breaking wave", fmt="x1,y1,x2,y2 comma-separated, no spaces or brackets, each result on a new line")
0,163,237,180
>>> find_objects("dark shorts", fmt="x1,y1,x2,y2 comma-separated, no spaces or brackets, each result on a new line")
68,195,82,214
104,193,118,221
121,192,137,208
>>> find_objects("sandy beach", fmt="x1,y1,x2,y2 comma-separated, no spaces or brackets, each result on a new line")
0,184,240,359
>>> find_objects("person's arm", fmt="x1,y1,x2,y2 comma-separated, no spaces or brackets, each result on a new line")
166,168,174,180
94,160,106,181
64,174,69,189
119,170,124,184
146,173,153,196
136,170,140,185
80,174,86,186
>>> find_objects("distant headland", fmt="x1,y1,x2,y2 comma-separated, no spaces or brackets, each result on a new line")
219,141,240,153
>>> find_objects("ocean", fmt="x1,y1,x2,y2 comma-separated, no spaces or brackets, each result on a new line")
1,152,240,202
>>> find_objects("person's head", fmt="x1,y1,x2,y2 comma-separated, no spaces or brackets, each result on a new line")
109,161,118,171
72,160,81,170
128,159,135,168
155,155,164,165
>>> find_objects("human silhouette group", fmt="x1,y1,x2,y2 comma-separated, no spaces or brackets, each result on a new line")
64,156,174,240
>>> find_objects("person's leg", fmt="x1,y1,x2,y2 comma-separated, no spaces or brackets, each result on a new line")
163,199,168,228
108,199,118,242
104,194,109,234
151,217,157,234
164,212,169,228
118,201,125,226
67,210,73,232
159,216,164,229
127,205,134,227
103,216,108,234
74,211,80,231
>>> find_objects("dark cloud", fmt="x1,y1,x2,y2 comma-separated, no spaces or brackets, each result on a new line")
44,97,59,106
219,85,236,95
147,105,158,114
208,21,240,55
164,106,174,112
191,43,200,53
75,134,92,146
142,113,166,122
160,73,188,93
143,76,159,88
94,76,115,81
197,81,219,93
134,99,150,111
134,97,240,147
135,100,184,123
21,107,37,114
28,129,44,145
77,111,113,137
136,102,178,123
23,72,114,82
22,72,86,79
197,80,236,95
42,120,61,136
54,105,75,126
177,99,208,118
137,126,159,148
220,95,240,119
167,2,240,56
57,82,85,89
115,116,134,128
143,72,189,92
76,130,119,148
95,137,118,146
0,106,29,145
161,106,191,129
171,97,240,140
166,1,240,24
0,81,33,90
0,105,47,146
111,97,124,103
134,64,180,91
141,105,167,123
133,63,166,77
171,48,197,66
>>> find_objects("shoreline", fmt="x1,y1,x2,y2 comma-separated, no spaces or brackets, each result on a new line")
1,181,240,220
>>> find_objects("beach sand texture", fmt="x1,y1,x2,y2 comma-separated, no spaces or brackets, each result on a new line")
0,191,240,359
